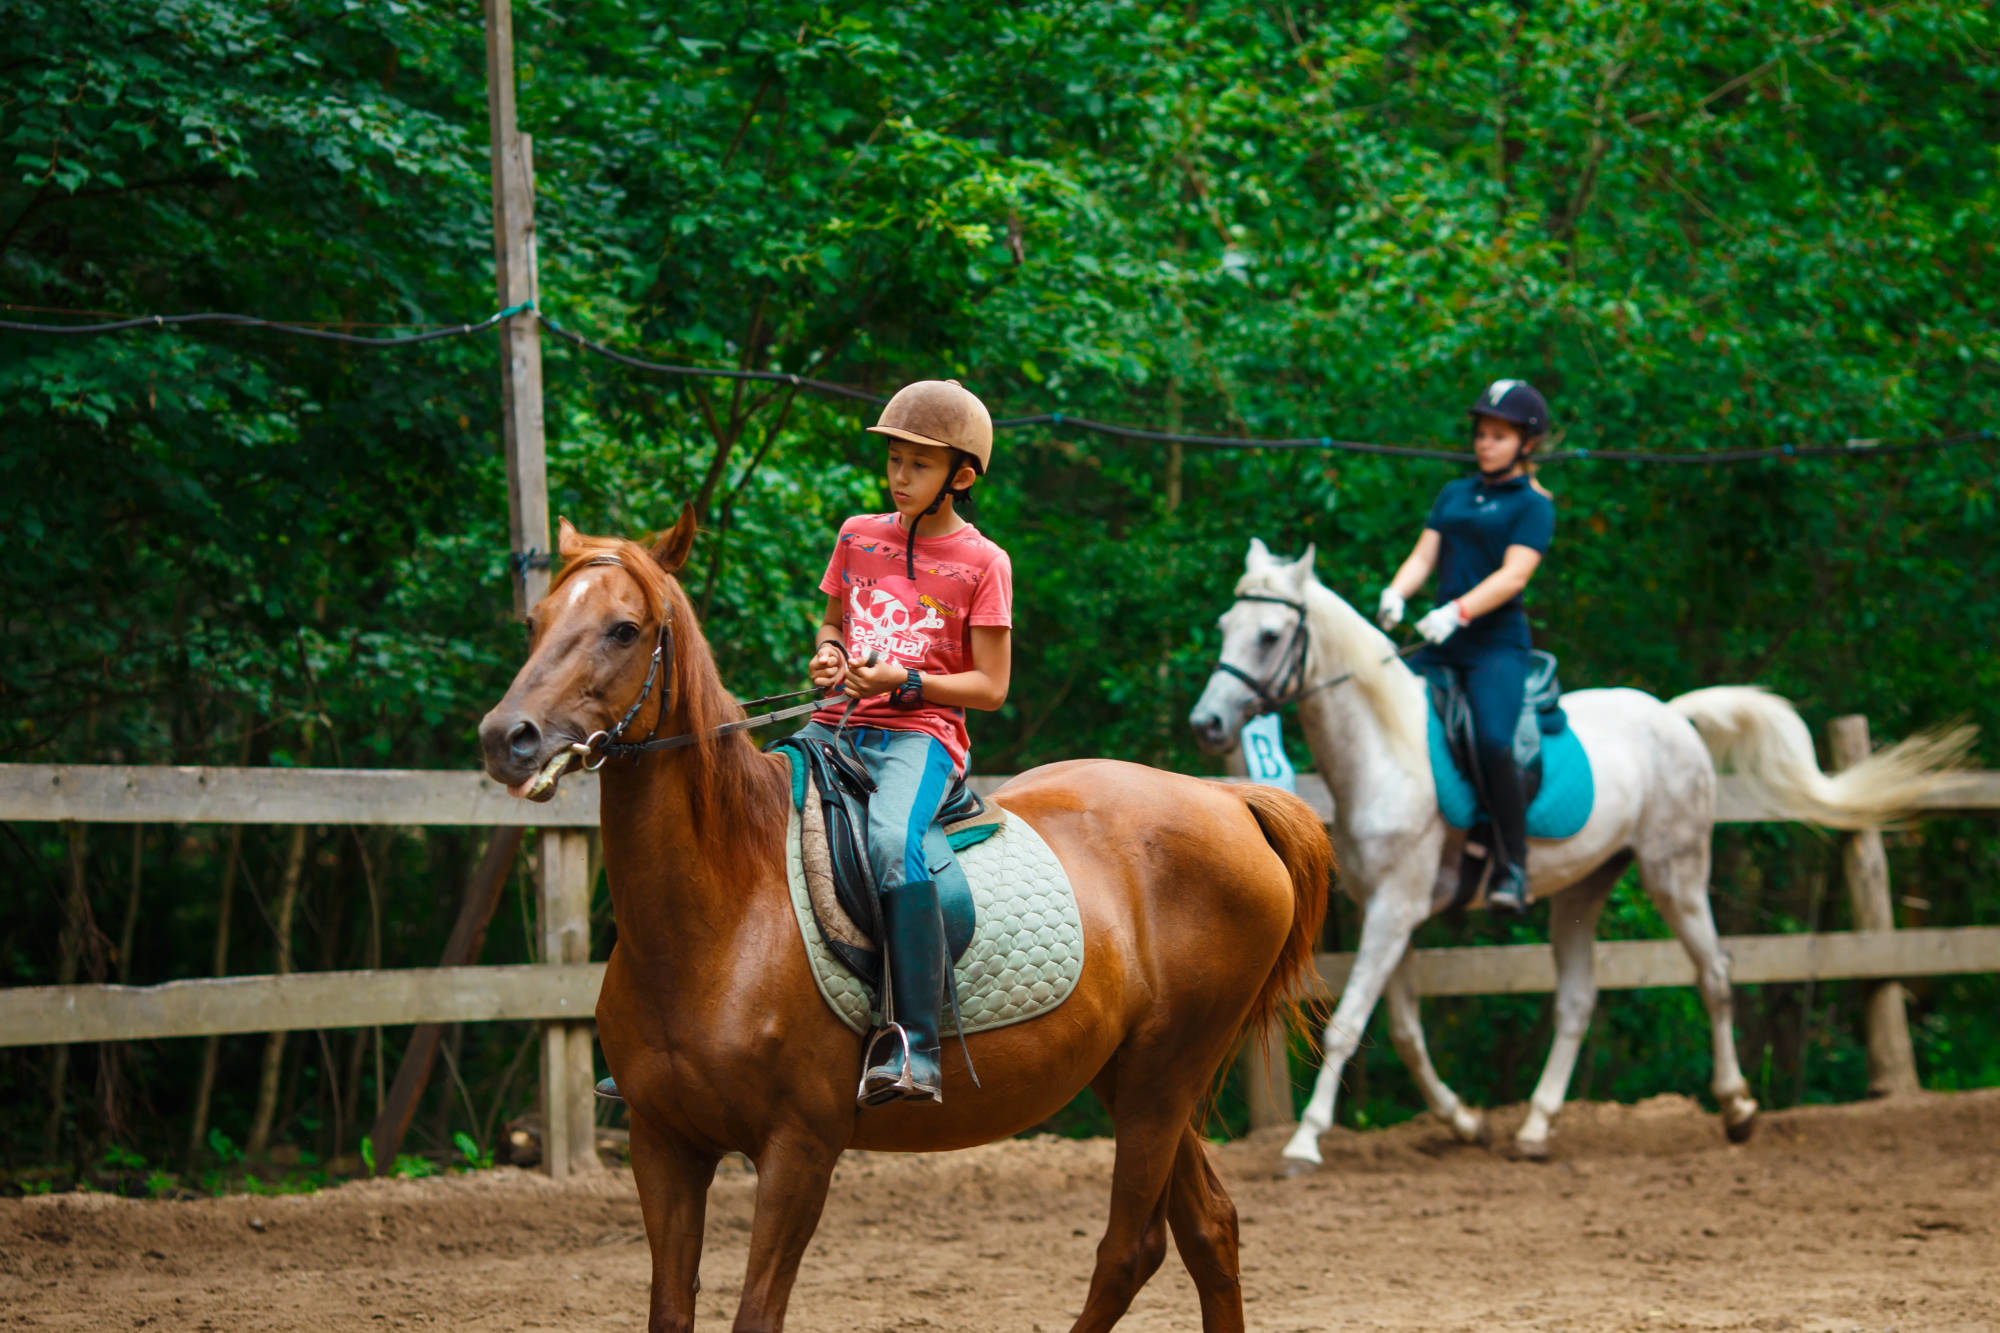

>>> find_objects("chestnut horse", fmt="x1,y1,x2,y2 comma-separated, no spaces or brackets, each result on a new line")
478,508,1330,1333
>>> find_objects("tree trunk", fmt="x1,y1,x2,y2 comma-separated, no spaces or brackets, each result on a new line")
43,822,91,1159
187,821,246,1160
369,827,525,1170
115,826,144,985
245,820,311,1157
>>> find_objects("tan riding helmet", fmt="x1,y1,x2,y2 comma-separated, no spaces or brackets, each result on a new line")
865,379,993,473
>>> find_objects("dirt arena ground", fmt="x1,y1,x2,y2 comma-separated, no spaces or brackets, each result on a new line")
5,1089,1996,1332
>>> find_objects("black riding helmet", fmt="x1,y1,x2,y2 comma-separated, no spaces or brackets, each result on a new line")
1465,379,1550,478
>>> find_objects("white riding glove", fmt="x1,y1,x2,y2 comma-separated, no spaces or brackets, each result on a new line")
1416,601,1470,644
1375,588,1405,631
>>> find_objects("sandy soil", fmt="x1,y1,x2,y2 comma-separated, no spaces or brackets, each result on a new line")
5,1090,1996,1332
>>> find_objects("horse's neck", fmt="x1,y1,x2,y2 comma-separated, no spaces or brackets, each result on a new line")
596,740,788,969
1295,587,1426,815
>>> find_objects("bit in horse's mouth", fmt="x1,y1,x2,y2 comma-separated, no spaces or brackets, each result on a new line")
510,748,578,802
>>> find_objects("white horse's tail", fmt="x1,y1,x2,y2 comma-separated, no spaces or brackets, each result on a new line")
1667,685,1975,829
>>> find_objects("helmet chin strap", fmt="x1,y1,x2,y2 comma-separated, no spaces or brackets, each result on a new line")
906,471,959,583
1479,438,1532,481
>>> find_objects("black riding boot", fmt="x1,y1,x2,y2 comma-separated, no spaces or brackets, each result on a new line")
1479,743,1532,914
858,879,948,1107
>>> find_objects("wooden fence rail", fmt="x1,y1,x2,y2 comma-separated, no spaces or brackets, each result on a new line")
6,742,1997,1155
6,929,1998,1049
7,764,2000,826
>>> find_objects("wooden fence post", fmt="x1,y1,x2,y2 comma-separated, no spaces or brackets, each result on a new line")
539,829,599,1177
1828,715,1921,1097
483,0,548,619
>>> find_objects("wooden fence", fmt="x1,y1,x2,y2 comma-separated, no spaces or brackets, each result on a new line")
5,717,1997,1160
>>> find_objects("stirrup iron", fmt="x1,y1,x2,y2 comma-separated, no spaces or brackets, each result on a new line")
857,1022,941,1107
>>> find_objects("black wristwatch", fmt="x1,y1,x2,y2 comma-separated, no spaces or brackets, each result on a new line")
889,667,924,710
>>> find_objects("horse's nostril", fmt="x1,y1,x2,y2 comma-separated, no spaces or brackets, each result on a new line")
506,720,541,760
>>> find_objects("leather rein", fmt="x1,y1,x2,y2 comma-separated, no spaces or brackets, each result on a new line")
1217,591,1424,716
560,555,828,772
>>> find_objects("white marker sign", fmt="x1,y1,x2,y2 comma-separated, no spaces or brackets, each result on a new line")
1239,713,1297,794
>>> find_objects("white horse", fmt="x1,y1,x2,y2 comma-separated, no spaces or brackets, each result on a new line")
1189,539,1972,1166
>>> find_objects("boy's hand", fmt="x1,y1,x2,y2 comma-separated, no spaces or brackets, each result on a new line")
808,643,846,690
844,656,906,700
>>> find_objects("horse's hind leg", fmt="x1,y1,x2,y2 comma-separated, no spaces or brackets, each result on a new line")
1164,1122,1245,1333
1639,837,1759,1142
1384,959,1489,1145
1514,858,1622,1158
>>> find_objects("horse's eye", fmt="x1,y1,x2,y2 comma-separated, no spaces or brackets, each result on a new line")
610,622,641,646
1258,628,1281,646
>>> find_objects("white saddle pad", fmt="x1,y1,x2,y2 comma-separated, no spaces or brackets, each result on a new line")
782,798,1084,1036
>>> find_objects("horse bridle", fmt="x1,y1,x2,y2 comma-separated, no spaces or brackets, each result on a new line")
560,555,827,770
1216,593,1314,715
1216,589,1426,716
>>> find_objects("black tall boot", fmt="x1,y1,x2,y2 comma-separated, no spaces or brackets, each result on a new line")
1478,743,1532,914
857,879,948,1107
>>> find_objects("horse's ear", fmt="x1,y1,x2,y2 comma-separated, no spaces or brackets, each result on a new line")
1245,537,1272,569
556,517,585,560
1291,543,1317,581
650,504,698,574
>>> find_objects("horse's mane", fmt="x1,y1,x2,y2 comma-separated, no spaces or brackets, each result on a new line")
550,534,788,884
1235,563,1428,777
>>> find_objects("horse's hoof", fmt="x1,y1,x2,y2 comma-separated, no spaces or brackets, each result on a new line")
1510,1137,1550,1163
1280,1155,1320,1180
1724,1105,1759,1144
1462,1110,1493,1148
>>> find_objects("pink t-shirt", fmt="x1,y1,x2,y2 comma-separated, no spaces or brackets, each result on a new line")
810,514,1014,772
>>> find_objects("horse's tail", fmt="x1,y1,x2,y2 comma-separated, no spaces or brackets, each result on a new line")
1232,782,1333,1050
1667,685,1975,829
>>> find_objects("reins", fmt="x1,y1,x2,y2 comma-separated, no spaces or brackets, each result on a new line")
1219,590,1424,716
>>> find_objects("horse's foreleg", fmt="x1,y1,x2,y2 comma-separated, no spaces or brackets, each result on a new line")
1641,841,1759,1143
733,1129,844,1333
1282,887,1425,1169
1514,862,1620,1158
1383,960,1488,1145
1164,1122,1245,1333
629,1115,720,1333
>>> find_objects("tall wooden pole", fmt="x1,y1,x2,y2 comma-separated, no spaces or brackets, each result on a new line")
1828,715,1920,1096
485,0,590,1178
484,0,548,618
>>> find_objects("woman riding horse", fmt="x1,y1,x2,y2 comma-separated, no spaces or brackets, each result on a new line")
1376,379,1555,913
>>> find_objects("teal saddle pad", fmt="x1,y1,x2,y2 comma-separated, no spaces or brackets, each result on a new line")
1426,703,1595,839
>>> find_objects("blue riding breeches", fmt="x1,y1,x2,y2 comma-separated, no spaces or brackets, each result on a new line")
791,721,958,892
1415,609,1532,761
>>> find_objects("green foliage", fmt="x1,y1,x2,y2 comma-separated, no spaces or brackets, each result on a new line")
451,1131,492,1172
392,1152,438,1180
3,0,1997,1164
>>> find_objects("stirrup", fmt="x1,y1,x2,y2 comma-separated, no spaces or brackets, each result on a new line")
594,1075,625,1103
857,1023,941,1107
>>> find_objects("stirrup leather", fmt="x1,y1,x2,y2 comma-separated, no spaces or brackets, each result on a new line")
858,1022,941,1106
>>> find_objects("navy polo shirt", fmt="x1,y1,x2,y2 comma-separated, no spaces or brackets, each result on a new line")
1425,474,1555,612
